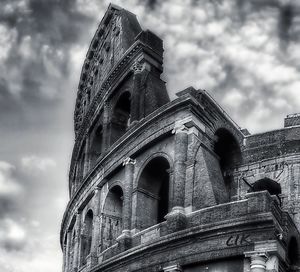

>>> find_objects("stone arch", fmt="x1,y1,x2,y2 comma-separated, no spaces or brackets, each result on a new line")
211,119,245,148
110,91,131,144
101,185,123,251
136,152,173,183
250,177,282,204
81,209,94,265
214,128,242,172
135,156,171,230
251,177,281,195
88,121,103,169
214,128,242,194
76,140,87,186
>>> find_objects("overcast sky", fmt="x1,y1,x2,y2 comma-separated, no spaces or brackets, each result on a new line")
0,0,300,271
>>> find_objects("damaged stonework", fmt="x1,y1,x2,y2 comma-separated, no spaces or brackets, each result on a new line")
60,4,300,272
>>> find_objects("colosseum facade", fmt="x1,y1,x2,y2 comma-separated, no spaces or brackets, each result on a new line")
60,4,300,272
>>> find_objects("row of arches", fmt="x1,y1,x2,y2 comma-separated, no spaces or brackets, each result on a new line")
89,91,131,166
70,156,171,267
74,91,132,190
69,149,288,270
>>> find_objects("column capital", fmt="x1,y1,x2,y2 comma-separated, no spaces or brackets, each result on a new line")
122,157,136,166
76,210,82,216
163,264,182,272
131,61,144,74
245,251,269,259
93,187,100,194
245,251,268,271
172,124,189,134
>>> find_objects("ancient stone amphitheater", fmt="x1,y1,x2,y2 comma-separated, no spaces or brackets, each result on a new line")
61,4,300,272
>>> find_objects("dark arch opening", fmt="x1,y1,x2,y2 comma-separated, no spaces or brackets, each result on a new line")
250,178,282,205
252,178,282,195
81,210,93,265
111,92,131,144
214,129,242,199
89,124,103,169
75,140,87,190
214,128,242,172
101,185,123,250
288,236,299,266
136,157,170,230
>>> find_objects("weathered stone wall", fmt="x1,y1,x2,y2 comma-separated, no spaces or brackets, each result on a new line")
230,154,300,229
61,5,300,272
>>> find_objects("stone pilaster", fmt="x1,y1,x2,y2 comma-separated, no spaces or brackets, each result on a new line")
72,212,82,271
89,188,101,267
184,160,196,211
65,230,72,272
102,101,110,149
62,244,66,272
245,251,268,272
131,61,143,123
165,124,188,231
166,167,174,209
116,157,136,250
83,139,89,177
122,157,136,232
172,124,188,208
163,264,183,272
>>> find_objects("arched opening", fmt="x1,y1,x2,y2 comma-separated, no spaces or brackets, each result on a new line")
89,124,103,169
101,185,123,251
111,92,131,144
250,177,282,205
76,141,87,184
288,236,299,267
214,129,242,196
81,210,93,265
136,157,170,230
251,178,282,195
214,129,242,173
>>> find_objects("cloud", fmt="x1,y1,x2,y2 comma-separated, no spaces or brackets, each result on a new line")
0,0,95,132
0,218,27,252
21,155,56,172
0,231,61,272
0,161,22,196
0,1,299,272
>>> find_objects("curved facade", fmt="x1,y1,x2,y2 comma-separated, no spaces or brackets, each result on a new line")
61,4,300,272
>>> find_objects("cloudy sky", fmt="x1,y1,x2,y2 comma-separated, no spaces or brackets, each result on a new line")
0,0,300,271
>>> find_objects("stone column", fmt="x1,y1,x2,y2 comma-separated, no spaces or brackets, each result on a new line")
65,230,72,272
73,212,82,271
131,61,143,123
172,124,188,208
102,101,111,149
245,252,268,272
62,244,67,272
163,264,183,272
85,136,91,172
165,124,188,231
184,160,196,211
122,157,136,233
166,168,174,210
88,188,101,267
116,157,135,251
